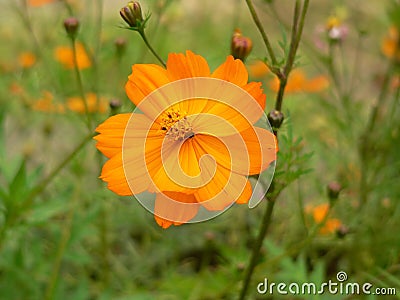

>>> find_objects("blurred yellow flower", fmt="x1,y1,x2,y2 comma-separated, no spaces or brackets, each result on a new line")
306,203,342,235
382,26,400,60
28,0,56,6
54,43,91,70
18,52,36,69
269,69,329,93
67,93,108,113
248,60,269,78
32,91,65,113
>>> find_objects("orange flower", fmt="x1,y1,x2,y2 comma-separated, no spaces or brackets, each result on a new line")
18,52,36,68
32,91,65,113
54,43,91,70
269,69,329,93
28,0,56,6
95,51,278,229
67,93,108,113
307,203,341,235
382,26,400,60
10,82,24,95
248,60,269,78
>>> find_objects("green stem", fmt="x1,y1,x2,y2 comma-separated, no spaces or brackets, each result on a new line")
275,0,309,112
245,0,278,66
238,198,276,300
44,188,79,300
138,30,166,67
70,38,93,131
60,0,74,16
26,133,94,205
97,150,110,286
359,61,394,204
238,2,311,299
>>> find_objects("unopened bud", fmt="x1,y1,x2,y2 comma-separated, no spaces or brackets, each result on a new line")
231,29,253,61
327,181,342,200
63,17,79,39
336,224,349,239
120,1,143,28
204,231,216,242
236,262,246,271
267,110,284,129
114,37,127,56
109,99,122,115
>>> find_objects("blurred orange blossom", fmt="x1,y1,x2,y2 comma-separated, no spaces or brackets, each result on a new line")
54,42,91,70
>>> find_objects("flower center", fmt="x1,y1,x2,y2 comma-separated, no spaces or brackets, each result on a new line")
160,109,194,141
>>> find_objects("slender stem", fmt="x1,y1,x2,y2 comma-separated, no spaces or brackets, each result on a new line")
138,30,166,67
26,133,94,204
97,149,110,286
238,199,276,300
275,0,309,112
359,61,394,204
70,38,93,131
283,0,301,75
245,0,277,66
238,2,311,299
60,0,74,16
14,0,62,92
44,188,79,300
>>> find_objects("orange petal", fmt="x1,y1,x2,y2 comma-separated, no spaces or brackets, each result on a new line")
242,81,266,111
154,192,199,228
100,152,132,196
191,99,259,137
236,126,277,175
166,50,210,81
125,64,170,107
212,55,248,86
194,165,249,211
94,113,131,158
235,180,253,204
193,127,277,176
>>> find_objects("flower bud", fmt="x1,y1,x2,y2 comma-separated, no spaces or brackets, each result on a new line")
267,110,284,129
114,37,127,57
109,98,122,115
120,1,143,28
327,181,342,201
336,224,349,239
63,17,79,39
231,29,252,61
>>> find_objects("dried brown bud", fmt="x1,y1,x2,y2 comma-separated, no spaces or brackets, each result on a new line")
120,1,143,28
63,17,79,39
231,29,253,61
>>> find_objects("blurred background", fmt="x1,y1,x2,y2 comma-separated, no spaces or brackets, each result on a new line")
0,0,399,299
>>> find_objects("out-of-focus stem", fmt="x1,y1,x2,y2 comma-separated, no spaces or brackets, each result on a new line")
70,38,92,131
238,198,276,300
245,0,277,66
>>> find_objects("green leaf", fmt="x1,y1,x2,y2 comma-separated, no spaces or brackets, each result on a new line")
8,159,28,204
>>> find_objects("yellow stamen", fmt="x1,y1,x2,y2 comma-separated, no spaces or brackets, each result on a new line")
160,109,194,141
